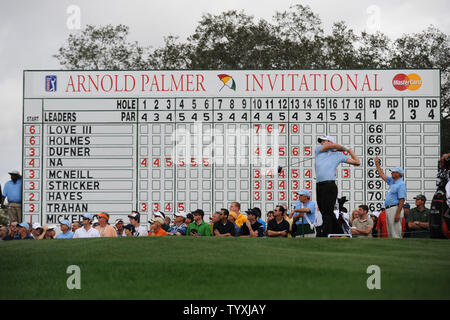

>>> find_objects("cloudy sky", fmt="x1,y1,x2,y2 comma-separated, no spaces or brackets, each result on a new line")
0,0,449,186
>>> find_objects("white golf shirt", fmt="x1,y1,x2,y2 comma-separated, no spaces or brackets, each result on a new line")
73,226,101,238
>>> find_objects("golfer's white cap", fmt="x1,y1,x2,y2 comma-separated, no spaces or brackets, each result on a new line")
318,136,336,144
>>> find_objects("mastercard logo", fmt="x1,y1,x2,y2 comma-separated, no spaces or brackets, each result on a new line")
392,73,422,91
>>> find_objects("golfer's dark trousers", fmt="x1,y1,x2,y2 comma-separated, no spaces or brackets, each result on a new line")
316,180,340,237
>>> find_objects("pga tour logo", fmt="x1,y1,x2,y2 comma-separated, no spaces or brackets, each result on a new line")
45,75,57,92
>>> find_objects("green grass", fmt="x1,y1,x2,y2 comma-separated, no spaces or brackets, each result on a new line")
1,237,450,300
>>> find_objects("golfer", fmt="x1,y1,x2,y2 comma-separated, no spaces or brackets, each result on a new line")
315,136,360,236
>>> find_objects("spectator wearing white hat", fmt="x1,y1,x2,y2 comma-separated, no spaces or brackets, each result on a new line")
315,137,360,237
115,219,125,237
369,211,380,237
167,211,188,236
1,170,23,223
92,216,100,228
56,220,74,239
73,214,101,238
95,212,117,237
128,211,147,236
375,156,407,238
148,217,168,236
31,223,43,239
37,225,57,240
153,210,167,230
14,222,34,240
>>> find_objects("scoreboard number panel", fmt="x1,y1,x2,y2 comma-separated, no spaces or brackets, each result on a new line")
23,70,440,225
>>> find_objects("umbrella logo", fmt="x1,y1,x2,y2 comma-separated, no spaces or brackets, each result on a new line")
217,74,236,91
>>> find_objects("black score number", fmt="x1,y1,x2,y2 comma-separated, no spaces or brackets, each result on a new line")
367,158,381,167
290,98,326,109
367,146,382,156
368,191,383,201
368,124,383,133
217,99,248,109
368,203,383,212
367,180,382,189
367,169,380,178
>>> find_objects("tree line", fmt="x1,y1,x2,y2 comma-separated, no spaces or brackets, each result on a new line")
54,5,449,149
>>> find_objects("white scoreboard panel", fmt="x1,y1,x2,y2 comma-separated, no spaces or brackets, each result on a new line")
23,70,440,225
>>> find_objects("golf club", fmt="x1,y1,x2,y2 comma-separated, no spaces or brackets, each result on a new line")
277,157,313,174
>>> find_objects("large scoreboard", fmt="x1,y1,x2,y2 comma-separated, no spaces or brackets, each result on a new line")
23,70,440,225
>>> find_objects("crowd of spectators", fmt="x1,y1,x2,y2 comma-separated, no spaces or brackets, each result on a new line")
0,192,432,241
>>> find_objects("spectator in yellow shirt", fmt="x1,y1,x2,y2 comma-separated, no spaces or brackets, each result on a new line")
230,201,247,228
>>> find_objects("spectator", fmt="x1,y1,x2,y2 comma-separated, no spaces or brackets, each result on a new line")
376,208,388,238
14,222,33,240
252,207,266,231
369,212,379,237
128,211,147,236
0,226,8,240
123,224,135,237
56,220,74,239
290,190,317,238
209,211,221,235
92,216,100,228
402,202,411,238
187,209,211,236
168,211,188,236
314,210,324,237
214,210,235,237
267,205,290,237
349,209,359,227
375,158,406,238
73,214,101,238
148,217,168,236
38,225,56,240
229,202,247,228
31,223,43,239
115,219,125,237
351,205,373,238
406,194,431,238
282,205,294,238
72,221,82,233
95,212,117,237
3,221,18,240
228,211,241,236
1,170,23,223
185,213,194,226
266,211,274,231
163,216,171,232
240,209,264,237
